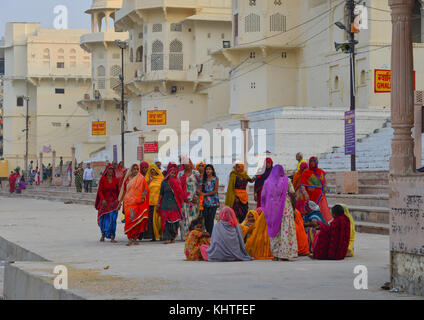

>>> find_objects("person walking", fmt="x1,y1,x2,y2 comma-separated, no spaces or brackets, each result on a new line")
59,157,63,176
83,163,94,193
145,164,164,241
261,164,298,261
253,158,273,208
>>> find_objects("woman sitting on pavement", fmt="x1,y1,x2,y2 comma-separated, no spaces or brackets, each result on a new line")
303,201,327,253
184,218,211,261
240,210,259,242
310,204,351,260
243,208,274,260
200,206,253,262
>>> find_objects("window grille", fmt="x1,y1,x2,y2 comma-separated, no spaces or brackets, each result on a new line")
169,39,183,70
270,13,286,32
245,13,260,32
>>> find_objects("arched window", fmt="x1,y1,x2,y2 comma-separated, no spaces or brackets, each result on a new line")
43,48,50,59
97,65,106,77
412,0,423,43
136,46,143,62
245,13,260,32
169,39,183,70
270,13,286,32
151,40,164,71
70,48,76,55
360,70,366,85
334,76,339,90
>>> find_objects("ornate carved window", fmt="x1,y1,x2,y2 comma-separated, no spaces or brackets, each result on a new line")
169,39,183,70
151,40,164,71
245,13,260,32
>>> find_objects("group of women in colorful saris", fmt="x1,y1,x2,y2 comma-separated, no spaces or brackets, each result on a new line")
184,156,356,262
94,158,220,247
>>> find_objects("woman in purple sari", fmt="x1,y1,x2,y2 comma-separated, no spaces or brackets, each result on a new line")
261,164,298,261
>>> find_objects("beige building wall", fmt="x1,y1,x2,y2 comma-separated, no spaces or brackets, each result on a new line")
2,23,92,170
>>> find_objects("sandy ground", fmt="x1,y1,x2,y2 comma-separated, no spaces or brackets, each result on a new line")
0,196,422,300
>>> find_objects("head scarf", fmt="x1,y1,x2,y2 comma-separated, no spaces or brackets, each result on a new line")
241,210,259,226
166,161,178,173
219,206,238,228
145,163,164,206
261,164,289,238
254,158,274,193
299,162,308,171
101,164,116,177
308,156,318,169
145,163,164,181
195,161,205,172
140,161,149,171
95,164,118,212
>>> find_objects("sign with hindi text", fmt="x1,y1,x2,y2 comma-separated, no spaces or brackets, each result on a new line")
144,142,159,153
147,110,167,125
92,121,106,136
375,69,416,93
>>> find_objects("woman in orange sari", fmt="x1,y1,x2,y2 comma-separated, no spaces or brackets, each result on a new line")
299,157,332,222
243,208,274,260
118,164,149,246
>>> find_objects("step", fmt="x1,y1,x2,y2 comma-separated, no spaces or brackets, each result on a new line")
327,184,388,195
326,194,389,208
355,221,389,235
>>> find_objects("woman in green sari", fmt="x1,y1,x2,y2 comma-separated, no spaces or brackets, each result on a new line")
75,163,84,193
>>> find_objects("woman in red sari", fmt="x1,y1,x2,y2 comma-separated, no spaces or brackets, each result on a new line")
8,171,18,193
299,157,332,222
118,164,149,246
95,165,120,243
311,205,351,260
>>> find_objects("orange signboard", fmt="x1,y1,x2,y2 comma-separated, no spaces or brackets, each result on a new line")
147,110,167,125
375,69,416,93
92,121,106,136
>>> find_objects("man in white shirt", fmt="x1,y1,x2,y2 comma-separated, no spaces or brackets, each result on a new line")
83,163,94,193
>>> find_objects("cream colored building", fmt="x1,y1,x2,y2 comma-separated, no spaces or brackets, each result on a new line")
78,0,129,162
2,23,92,170
105,0,232,165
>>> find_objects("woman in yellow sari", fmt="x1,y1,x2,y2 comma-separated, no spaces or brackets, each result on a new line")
240,210,259,241
341,204,356,257
118,164,149,246
241,208,274,260
145,163,164,241
225,162,255,223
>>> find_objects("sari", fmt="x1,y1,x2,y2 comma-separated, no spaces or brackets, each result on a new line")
303,201,327,253
95,165,120,239
195,162,205,211
294,209,310,256
299,157,332,222
201,207,253,262
184,230,211,261
253,158,273,208
146,164,164,240
243,208,274,260
261,165,298,260
8,173,17,193
115,164,127,188
313,214,351,260
75,166,84,192
341,204,356,257
123,173,149,240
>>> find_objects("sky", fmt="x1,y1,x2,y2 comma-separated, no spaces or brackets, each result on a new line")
0,0,91,37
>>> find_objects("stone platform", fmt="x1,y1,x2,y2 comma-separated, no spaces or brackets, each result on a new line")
0,197,422,300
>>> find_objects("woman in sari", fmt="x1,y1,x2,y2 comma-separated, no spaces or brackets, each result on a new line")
299,157,332,222
341,204,356,257
8,171,18,193
293,162,308,215
200,206,253,262
243,208,274,260
311,204,351,260
225,162,255,223
288,194,310,256
184,218,211,261
261,164,298,261
145,163,164,241
15,174,26,194
195,162,206,216
303,201,327,253
75,163,84,193
95,164,120,243
240,210,259,242
118,164,149,246
156,167,184,244
254,158,273,208
178,158,201,238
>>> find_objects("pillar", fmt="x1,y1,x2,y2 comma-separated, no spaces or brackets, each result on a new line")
106,12,110,32
91,14,95,33
71,147,76,187
389,0,416,176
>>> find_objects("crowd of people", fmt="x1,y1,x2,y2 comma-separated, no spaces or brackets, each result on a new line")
93,153,356,262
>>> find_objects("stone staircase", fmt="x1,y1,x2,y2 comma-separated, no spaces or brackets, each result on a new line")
0,170,390,235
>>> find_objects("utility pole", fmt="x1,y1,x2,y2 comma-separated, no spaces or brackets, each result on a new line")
20,96,30,172
115,40,128,166
347,0,357,172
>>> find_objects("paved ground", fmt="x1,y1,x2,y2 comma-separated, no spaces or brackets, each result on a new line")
0,196,422,300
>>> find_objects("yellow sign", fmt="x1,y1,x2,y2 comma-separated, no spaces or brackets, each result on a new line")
147,110,167,125
375,69,416,93
92,121,106,136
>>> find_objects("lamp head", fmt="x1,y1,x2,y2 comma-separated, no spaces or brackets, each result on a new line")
335,22,346,30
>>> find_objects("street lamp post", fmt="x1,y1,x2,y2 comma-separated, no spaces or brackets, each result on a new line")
19,96,30,172
115,40,128,166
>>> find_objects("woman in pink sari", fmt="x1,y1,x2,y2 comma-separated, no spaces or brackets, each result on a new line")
8,171,18,193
